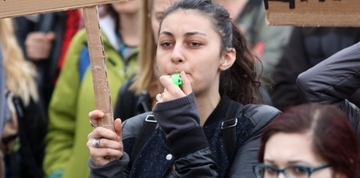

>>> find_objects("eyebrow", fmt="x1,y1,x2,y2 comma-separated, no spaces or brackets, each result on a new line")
264,159,310,165
264,159,275,164
287,160,310,165
159,31,207,37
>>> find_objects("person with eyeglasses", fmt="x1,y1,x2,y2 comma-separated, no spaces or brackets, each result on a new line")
254,103,359,178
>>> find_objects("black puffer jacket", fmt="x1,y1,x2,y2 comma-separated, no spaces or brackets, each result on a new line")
297,42,360,138
271,27,360,111
90,94,280,178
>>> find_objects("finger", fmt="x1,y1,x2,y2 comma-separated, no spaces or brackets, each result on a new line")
159,75,184,95
87,137,122,151
180,71,192,95
91,148,123,160
25,33,47,45
46,32,56,41
29,48,50,58
89,110,105,127
87,128,120,157
114,119,122,141
89,147,123,167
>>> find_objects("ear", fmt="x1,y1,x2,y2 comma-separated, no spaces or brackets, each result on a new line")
219,48,236,71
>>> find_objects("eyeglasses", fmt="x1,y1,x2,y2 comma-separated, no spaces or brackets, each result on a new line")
253,163,330,178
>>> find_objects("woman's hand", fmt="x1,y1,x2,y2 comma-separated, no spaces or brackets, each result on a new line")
157,71,192,102
87,110,123,167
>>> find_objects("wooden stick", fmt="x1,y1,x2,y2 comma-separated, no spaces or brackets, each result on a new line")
83,6,114,132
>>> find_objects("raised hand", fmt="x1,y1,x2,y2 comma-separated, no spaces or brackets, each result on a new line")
87,110,123,167
157,71,192,102
25,32,55,61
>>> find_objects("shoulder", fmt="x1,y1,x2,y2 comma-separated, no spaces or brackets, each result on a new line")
65,29,88,54
242,104,281,131
122,112,153,140
120,74,136,93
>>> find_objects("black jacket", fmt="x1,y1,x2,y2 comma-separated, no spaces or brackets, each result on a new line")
297,42,360,138
271,27,360,111
13,12,67,110
90,94,280,177
114,75,151,121
114,74,273,120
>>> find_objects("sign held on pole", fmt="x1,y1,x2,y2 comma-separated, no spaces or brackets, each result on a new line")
0,0,125,18
264,0,360,27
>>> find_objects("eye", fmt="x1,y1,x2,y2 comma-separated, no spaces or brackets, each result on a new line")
187,41,203,48
264,167,278,176
154,12,164,22
287,166,308,176
188,42,202,47
156,15,164,22
160,41,173,48
190,42,200,46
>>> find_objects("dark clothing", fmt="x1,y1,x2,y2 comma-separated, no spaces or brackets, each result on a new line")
271,27,360,111
114,75,151,120
297,42,360,138
90,94,280,177
0,44,9,138
114,74,273,120
13,12,67,110
5,96,47,178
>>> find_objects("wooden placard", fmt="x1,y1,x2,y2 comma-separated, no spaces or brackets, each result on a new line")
0,0,125,18
1,1,129,132
264,0,360,27
83,6,115,132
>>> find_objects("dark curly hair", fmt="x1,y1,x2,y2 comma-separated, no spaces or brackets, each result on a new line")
162,0,260,104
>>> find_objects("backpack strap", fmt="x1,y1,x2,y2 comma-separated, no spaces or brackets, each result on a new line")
130,101,243,165
221,101,243,164
130,115,157,163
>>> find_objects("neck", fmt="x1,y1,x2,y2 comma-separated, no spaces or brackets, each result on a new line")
118,12,140,46
196,92,221,126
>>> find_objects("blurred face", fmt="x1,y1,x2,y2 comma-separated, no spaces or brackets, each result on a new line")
156,9,234,96
149,0,178,41
263,132,343,178
111,0,141,15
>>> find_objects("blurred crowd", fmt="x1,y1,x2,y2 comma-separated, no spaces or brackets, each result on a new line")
0,0,360,178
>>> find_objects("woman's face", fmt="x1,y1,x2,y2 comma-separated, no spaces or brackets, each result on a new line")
111,0,141,15
156,9,233,96
150,0,178,41
264,132,342,178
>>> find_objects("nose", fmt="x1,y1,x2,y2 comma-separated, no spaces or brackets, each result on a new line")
277,173,286,178
171,43,184,64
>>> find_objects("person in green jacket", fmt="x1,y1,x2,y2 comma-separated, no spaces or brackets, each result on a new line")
43,1,141,178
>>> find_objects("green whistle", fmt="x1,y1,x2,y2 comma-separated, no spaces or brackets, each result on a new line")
171,73,182,87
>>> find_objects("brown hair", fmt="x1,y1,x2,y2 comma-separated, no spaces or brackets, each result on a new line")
129,0,157,95
258,103,360,178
